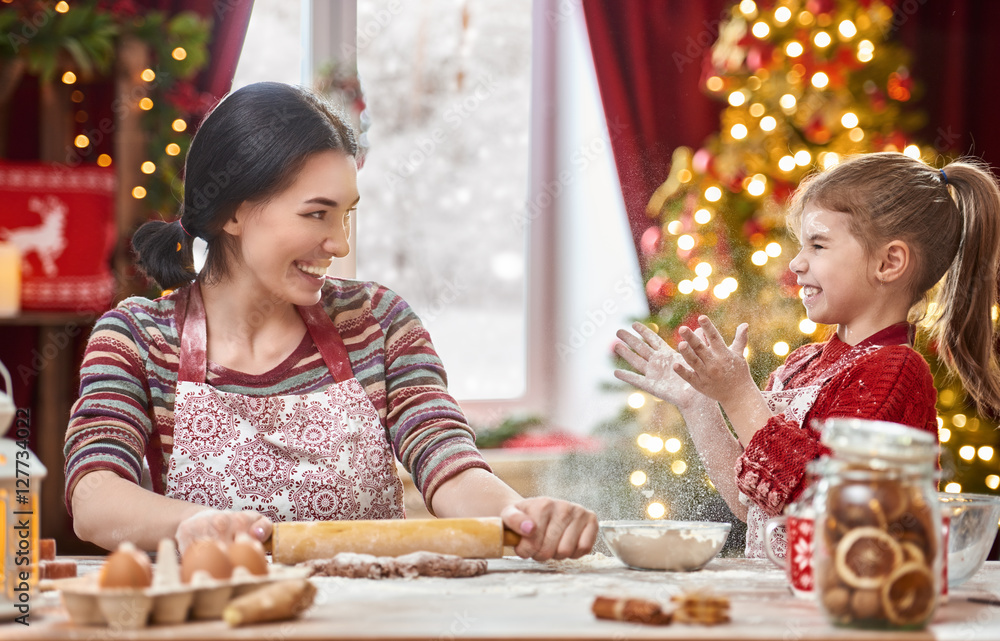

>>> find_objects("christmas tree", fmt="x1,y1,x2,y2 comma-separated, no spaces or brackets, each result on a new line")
611,0,999,529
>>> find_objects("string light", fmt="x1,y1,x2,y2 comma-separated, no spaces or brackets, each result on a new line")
627,392,646,409
959,445,975,461
814,31,832,47
678,280,694,295
811,72,829,88
172,47,188,60
97,154,112,167
141,161,156,174
739,1,757,16
774,6,791,23
665,438,682,453
141,68,156,82
779,94,797,109
752,22,770,38
678,235,695,251
721,277,738,292
728,91,747,106
903,144,921,159
713,284,731,299
841,112,859,128
695,262,713,277
986,475,999,490
646,436,664,453
61,71,76,85
637,433,652,448
799,319,817,334
704,186,722,202
692,276,709,292
166,143,181,156
694,208,712,224
54,1,69,12
765,242,782,257
794,150,812,166
778,155,796,171
630,471,647,486
751,250,768,265
731,124,748,139
172,119,188,132
773,341,790,356
132,186,147,199
747,177,766,196
838,20,857,38
647,502,666,519
939,427,951,442
978,446,994,461
785,41,804,57
73,135,89,148
760,116,777,131
139,97,154,110
944,482,961,494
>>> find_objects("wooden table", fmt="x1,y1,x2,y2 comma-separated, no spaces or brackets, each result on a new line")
9,557,1000,640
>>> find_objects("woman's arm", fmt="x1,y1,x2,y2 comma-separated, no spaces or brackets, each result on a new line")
430,467,598,561
72,470,271,552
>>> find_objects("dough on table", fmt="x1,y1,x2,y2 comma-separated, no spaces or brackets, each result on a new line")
301,551,487,579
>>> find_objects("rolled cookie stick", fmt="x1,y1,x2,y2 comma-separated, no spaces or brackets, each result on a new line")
223,579,317,627
592,596,673,625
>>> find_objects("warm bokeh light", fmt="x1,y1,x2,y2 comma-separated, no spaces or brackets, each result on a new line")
752,21,770,38
627,392,646,409
760,116,777,131
814,32,832,47
740,0,757,15
785,41,803,57
678,280,694,295
731,124,748,140
747,179,765,196
749,103,765,117
944,483,962,494
706,76,724,92
811,72,829,88
671,460,688,475
779,94,797,109
986,475,1000,490
647,502,666,519
141,161,156,174
630,470,647,486
721,277,738,292
773,342,790,356
939,427,951,443
678,235,695,251
694,209,712,224
139,97,154,110
839,20,857,38
646,436,664,454
73,134,89,148
55,1,69,12
667,220,683,235
903,144,921,159
978,446,994,461
97,154,112,167
665,438,682,453
713,284,731,299
172,47,188,60
704,186,722,202
141,68,156,82
172,119,188,132
695,262,712,277
166,143,181,156
751,250,768,265
637,433,651,449
799,319,817,334
823,153,840,169
849,127,865,142
794,150,812,166
765,242,782,257
959,445,976,461
778,155,796,171
953,414,967,428
774,6,791,23
132,186,147,199
841,112,859,128
729,91,746,106
692,276,709,292
61,71,76,85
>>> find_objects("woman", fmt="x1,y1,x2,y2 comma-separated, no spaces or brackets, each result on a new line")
65,82,597,561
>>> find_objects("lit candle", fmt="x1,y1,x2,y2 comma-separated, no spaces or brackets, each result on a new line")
0,242,21,317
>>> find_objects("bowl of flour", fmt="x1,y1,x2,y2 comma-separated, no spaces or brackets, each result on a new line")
599,520,731,571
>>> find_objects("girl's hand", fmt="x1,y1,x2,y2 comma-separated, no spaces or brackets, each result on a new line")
500,498,598,562
614,322,707,410
175,509,272,553
675,316,752,405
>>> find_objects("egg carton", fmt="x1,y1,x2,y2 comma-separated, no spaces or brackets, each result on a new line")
59,540,311,628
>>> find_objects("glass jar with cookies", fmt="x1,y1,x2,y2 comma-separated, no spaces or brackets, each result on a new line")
813,418,941,630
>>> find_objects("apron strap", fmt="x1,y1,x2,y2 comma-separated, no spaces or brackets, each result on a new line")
178,282,209,383
177,283,354,384
298,302,355,383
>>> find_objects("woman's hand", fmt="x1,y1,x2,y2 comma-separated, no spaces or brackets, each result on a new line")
614,321,707,410
500,498,598,562
175,509,272,553
674,316,752,405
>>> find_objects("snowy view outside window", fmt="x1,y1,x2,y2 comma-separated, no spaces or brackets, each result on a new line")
355,0,531,400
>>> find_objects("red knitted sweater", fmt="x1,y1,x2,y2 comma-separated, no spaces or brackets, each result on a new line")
734,323,938,517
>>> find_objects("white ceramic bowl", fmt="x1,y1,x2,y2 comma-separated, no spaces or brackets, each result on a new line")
939,492,1000,587
599,520,731,571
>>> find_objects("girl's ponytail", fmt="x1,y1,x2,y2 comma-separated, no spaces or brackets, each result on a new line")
931,160,1000,413
131,217,197,291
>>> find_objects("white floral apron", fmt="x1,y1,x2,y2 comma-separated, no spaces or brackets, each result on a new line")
165,283,405,522
743,341,887,558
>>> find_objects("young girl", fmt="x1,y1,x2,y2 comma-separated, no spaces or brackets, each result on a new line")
65,81,597,561
615,152,1000,557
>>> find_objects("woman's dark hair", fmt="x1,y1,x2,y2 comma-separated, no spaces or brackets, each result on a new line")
132,82,358,290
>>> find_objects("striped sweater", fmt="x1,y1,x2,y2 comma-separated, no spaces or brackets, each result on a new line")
64,278,491,517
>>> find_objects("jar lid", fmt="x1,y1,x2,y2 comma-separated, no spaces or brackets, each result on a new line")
819,418,938,464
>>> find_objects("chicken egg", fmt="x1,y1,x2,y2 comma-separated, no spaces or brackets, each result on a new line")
228,535,268,575
98,542,153,589
181,539,234,583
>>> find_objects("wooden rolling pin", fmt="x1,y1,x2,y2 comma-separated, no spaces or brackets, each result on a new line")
266,517,522,565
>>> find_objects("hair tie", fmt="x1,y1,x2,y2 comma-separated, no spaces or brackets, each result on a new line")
177,218,193,237
939,168,949,185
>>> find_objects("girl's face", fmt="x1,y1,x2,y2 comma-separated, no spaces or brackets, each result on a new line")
224,150,358,306
788,206,879,333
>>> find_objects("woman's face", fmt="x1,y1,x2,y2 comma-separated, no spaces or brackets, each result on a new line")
224,150,358,306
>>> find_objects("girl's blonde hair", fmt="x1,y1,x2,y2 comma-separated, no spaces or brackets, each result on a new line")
786,152,1000,412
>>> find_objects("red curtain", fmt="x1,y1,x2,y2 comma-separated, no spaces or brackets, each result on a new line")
582,0,1000,272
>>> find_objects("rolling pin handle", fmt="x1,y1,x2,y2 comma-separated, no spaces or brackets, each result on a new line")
502,529,522,547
